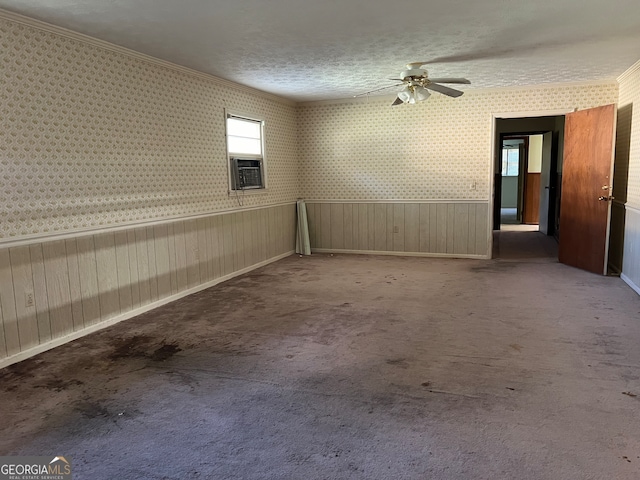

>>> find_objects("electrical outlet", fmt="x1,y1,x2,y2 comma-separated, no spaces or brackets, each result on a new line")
393,226,399,234
25,291,34,308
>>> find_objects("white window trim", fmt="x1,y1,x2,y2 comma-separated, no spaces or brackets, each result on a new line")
225,110,268,195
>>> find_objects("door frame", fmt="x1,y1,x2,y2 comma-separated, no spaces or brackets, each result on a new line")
488,109,574,258
501,135,530,224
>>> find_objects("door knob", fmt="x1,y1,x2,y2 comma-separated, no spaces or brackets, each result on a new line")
598,195,614,201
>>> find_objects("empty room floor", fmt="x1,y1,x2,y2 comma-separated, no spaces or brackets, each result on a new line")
1,238,640,479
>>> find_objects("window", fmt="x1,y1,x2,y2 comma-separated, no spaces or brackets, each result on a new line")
501,147,519,176
226,114,266,191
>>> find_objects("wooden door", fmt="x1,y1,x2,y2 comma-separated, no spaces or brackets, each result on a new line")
558,104,616,275
523,173,541,224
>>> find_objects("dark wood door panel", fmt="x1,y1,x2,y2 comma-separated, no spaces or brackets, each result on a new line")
558,104,616,274
523,173,541,224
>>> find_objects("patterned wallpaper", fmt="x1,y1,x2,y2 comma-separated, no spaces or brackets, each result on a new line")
0,13,625,240
0,18,299,239
297,83,618,201
618,63,640,208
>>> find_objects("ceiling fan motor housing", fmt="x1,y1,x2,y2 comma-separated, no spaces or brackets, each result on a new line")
401,68,428,81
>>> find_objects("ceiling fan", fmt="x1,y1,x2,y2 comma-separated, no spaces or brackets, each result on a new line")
357,62,471,106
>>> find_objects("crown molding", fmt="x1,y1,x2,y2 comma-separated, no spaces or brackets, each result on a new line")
0,8,625,108
462,78,618,94
298,95,396,107
618,59,640,83
491,109,574,119
0,8,296,107
303,199,489,204
0,8,622,108
297,78,618,107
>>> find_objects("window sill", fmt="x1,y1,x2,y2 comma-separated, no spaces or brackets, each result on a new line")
228,188,270,197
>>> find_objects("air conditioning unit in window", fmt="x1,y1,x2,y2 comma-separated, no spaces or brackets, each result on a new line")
230,158,264,190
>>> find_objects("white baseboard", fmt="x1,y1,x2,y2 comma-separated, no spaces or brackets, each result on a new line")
621,273,640,297
312,248,488,259
0,251,294,370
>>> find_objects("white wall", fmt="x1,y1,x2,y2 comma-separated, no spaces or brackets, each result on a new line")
617,61,640,295
501,177,519,208
528,135,543,173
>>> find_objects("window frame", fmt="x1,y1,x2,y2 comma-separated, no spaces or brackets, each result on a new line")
501,147,520,177
225,110,268,194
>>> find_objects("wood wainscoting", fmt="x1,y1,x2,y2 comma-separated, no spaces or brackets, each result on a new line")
0,203,296,367
305,201,490,258
523,173,541,224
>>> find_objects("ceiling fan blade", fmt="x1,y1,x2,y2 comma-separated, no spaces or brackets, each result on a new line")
354,83,403,97
391,97,404,106
427,78,470,84
425,83,464,98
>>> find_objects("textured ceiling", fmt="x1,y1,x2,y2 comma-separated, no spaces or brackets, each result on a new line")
1,0,639,102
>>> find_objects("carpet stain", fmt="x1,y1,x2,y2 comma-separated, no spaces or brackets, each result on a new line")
35,378,84,392
108,335,181,362
386,358,409,368
76,401,110,419
0,358,47,381
470,262,517,273
108,335,154,360
150,344,181,362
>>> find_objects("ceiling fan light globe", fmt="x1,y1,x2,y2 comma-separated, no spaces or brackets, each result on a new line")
397,86,412,104
414,86,431,102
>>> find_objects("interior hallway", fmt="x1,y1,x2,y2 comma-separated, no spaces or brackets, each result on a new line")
1,247,639,479
493,224,555,261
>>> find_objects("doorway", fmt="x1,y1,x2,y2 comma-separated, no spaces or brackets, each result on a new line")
499,135,540,226
491,106,619,274
493,115,565,235
492,114,567,260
